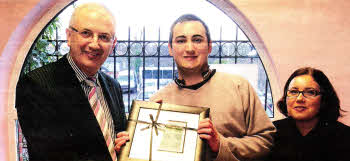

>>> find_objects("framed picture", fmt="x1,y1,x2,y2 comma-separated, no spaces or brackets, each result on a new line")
118,100,210,161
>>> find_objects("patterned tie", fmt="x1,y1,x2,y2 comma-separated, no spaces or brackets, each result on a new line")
85,78,117,161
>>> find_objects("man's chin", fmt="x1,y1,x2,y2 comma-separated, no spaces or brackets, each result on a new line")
180,66,202,73
80,62,101,75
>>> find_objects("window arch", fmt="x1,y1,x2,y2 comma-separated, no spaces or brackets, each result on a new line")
5,0,282,160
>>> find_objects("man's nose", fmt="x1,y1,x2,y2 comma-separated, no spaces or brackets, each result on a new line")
185,42,194,53
88,35,100,49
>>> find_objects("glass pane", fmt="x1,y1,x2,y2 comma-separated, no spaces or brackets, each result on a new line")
220,58,236,64
116,42,128,56
45,43,55,54
137,58,159,101
222,43,235,56
145,43,158,56
210,42,219,56
130,43,142,56
160,43,169,56
237,42,251,56
160,57,174,88
102,57,117,78
59,42,69,55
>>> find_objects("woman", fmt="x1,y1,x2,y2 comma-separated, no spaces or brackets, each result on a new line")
268,67,350,161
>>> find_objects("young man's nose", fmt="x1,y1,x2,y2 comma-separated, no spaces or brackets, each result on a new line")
185,42,195,53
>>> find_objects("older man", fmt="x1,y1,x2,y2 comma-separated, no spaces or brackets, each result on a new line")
16,3,126,161
150,14,276,161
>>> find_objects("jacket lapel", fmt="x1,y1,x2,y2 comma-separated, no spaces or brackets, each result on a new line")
98,72,119,125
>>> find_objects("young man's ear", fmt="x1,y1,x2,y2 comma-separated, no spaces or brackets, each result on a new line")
168,43,173,56
208,41,212,54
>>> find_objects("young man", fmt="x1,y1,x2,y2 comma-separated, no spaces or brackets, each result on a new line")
150,14,276,161
16,3,126,161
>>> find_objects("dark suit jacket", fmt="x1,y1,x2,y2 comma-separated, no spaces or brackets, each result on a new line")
16,55,127,161
267,117,350,161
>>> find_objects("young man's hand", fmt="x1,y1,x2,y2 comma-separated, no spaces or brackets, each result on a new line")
198,118,220,152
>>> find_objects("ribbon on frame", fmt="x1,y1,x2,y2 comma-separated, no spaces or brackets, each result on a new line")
141,102,162,161
128,103,197,161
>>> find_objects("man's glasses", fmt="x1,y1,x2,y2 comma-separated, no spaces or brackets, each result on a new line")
287,89,322,98
69,26,114,43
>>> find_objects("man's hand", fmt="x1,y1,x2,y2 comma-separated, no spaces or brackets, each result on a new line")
198,118,220,152
114,131,129,153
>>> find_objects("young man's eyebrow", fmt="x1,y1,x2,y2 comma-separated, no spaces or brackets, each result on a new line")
192,34,204,38
175,35,186,39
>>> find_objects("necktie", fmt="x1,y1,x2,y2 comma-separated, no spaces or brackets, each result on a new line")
85,78,117,161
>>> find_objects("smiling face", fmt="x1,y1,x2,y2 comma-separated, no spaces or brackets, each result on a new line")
168,21,211,74
66,4,117,76
287,75,322,121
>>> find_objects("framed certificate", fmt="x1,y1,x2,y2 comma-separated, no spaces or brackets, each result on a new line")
118,100,209,161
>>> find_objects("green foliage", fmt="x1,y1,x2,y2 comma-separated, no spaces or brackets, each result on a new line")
23,18,61,74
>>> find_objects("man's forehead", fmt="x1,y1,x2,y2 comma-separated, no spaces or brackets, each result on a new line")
173,21,206,37
75,10,113,23
70,6,116,34
70,3,115,27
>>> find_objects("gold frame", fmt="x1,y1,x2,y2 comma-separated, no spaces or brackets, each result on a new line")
118,100,209,161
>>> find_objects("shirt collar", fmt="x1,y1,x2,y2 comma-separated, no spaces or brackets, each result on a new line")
175,69,216,90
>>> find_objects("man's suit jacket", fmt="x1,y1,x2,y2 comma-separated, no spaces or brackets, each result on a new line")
16,55,127,161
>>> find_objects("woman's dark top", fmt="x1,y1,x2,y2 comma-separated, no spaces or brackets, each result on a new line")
268,117,350,161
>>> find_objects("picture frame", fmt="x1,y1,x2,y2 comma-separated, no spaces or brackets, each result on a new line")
118,100,210,161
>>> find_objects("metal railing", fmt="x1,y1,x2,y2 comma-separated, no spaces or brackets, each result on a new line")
22,26,274,116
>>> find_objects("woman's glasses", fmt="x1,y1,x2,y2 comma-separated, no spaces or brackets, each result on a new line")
287,89,322,98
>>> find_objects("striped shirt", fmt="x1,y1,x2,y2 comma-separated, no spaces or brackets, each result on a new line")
67,53,116,141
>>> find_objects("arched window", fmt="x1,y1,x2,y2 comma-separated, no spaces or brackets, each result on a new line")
13,0,279,160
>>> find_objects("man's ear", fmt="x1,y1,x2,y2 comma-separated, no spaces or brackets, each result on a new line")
66,28,72,47
168,43,173,56
112,37,117,49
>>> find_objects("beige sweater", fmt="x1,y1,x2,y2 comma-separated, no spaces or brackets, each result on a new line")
150,72,276,161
